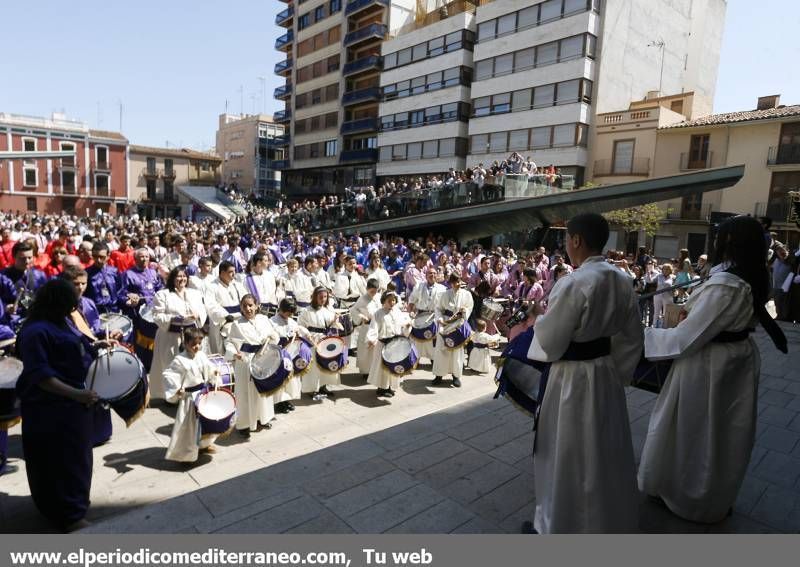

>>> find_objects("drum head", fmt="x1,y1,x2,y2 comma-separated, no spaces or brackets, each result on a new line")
89,348,143,401
196,389,236,419
383,338,412,364
249,345,283,380
317,337,345,357
100,313,133,335
0,357,23,389
412,313,434,328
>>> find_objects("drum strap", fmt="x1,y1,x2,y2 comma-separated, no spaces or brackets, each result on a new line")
185,383,205,393
307,326,327,333
472,343,488,349
224,305,240,314
70,310,97,341
240,343,263,354
379,335,403,345
711,328,753,343
560,337,611,361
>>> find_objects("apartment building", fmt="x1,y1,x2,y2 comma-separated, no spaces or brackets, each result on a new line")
377,2,476,178
0,112,128,215
274,0,416,196
215,113,284,198
465,0,726,186
128,145,222,219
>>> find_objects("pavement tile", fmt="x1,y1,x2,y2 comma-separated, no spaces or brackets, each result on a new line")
758,405,797,427
322,470,418,518
389,437,471,475
785,382,800,396
464,420,532,453
760,389,795,408
761,377,790,391
447,412,510,442
385,499,477,534
755,425,800,454
283,509,356,534
413,447,495,489
194,488,305,533
304,457,397,500
734,475,770,515
488,432,533,467
449,515,503,533
344,484,445,533
750,484,800,532
498,500,537,534
752,451,800,488
380,432,448,461
213,495,325,534
468,471,535,525
438,459,521,505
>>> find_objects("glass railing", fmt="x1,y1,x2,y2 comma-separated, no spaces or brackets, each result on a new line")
341,117,378,134
343,23,386,46
345,0,389,16
275,30,294,50
343,55,383,76
274,83,293,99
274,59,293,75
276,6,294,26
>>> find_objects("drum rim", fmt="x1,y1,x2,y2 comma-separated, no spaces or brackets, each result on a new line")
89,349,144,401
99,313,134,331
0,357,24,386
196,388,236,416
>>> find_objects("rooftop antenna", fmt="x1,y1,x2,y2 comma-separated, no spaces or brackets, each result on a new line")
118,99,123,132
238,85,244,116
647,39,666,95
258,76,267,113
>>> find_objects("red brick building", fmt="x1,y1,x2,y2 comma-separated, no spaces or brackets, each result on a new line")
0,113,128,215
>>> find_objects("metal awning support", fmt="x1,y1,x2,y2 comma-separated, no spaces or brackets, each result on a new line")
0,150,76,160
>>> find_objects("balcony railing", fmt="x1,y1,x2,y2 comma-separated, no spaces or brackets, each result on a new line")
141,167,161,178
92,160,112,172
258,179,282,191
343,23,386,47
341,117,378,135
275,30,294,51
62,184,77,195
273,159,291,170
272,135,291,147
593,158,650,177
342,55,382,76
54,158,77,171
342,86,381,106
767,144,800,166
162,168,176,179
274,83,293,100
339,148,379,162
680,152,713,171
276,6,294,26
345,0,389,16
274,58,293,76
665,202,713,221
274,109,291,123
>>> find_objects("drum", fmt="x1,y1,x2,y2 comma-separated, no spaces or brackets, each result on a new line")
480,299,504,322
194,389,236,436
663,303,683,329
134,303,158,372
382,337,419,376
99,313,134,343
0,357,23,429
248,344,293,396
138,303,155,324
411,312,437,341
331,311,354,337
207,354,234,389
631,357,673,394
315,336,348,373
493,327,549,417
285,337,313,375
87,347,149,426
440,318,473,348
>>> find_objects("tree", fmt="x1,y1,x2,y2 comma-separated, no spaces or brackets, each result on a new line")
603,204,668,238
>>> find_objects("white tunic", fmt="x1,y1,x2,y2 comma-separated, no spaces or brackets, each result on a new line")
205,279,248,355
527,257,643,534
297,306,341,392
164,351,220,462
467,331,499,373
238,270,281,307
270,314,311,401
333,271,367,305
366,308,412,390
284,271,314,305
432,288,474,378
349,292,381,374
224,315,280,432
150,288,207,400
638,270,759,523
365,267,391,291
408,281,446,361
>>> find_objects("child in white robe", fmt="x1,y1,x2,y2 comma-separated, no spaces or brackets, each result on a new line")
467,319,500,373
366,291,413,398
164,328,223,462
270,299,312,413
349,279,381,379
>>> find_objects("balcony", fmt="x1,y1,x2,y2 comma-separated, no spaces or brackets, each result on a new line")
342,55,382,77
273,159,291,170
162,168,176,180
274,58,293,76
664,202,713,221
276,6,294,27
54,158,78,171
593,158,650,177
680,152,713,171
258,179,282,191
275,30,294,51
272,135,291,147
95,187,110,197
343,23,386,48
274,109,291,123
767,144,800,166
755,201,796,222
341,117,378,135
92,160,112,172
274,83,292,100
62,184,78,196
342,86,381,106
141,167,161,179
345,0,389,17
339,148,378,163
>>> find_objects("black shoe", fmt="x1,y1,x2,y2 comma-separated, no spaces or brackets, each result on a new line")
262,421,273,430
432,376,443,386
237,428,250,438
275,402,290,414
386,388,395,397
287,402,296,411
377,388,388,397
319,386,335,398
362,373,369,381
452,377,462,388
521,520,538,534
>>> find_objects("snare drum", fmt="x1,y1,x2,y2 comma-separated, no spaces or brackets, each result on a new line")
382,337,419,376
195,389,236,436
0,357,23,429
249,344,293,395
315,336,348,373
480,299,504,322
285,337,313,375
411,312,437,341
135,304,158,372
493,327,549,417
87,347,149,426
99,313,134,343
331,311,354,337
207,354,234,389
439,319,473,349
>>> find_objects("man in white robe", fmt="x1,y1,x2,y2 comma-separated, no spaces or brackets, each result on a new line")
349,279,381,378
408,269,446,364
432,274,474,387
205,261,248,355
525,213,643,534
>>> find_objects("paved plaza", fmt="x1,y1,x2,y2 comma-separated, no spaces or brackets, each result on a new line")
1,323,800,534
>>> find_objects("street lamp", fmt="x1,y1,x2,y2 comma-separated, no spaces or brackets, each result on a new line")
648,39,665,96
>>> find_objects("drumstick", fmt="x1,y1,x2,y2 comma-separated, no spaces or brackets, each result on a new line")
88,354,100,392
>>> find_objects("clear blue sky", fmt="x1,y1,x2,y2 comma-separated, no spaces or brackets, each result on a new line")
0,0,797,150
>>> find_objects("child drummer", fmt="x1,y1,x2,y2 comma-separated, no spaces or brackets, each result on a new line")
366,291,413,398
270,299,312,414
467,319,501,374
164,327,223,462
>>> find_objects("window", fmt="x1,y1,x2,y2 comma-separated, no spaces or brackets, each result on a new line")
612,140,635,174
392,145,407,161
474,97,491,117
412,43,427,61
533,83,555,108
475,59,493,80
423,140,438,158
515,47,535,71
536,41,558,66
494,53,514,76
396,80,410,97
512,89,532,111
325,140,337,156
381,116,393,130
411,76,425,94
518,6,539,29
397,48,412,66
24,168,37,186
491,93,511,114
581,80,593,102
298,14,310,29
509,129,529,150
383,83,397,100
384,52,397,69
553,124,575,146
330,0,341,12
441,103,458,119
559,35,584,61
445,31,462,52
489,132,507,153
471,134,488,153
23,138,36,152
95,174,110,196
556,79,580,103
26,197,36,212
429,36,444,57
379,146,392,162
477,20,495,42
60,142,75,166
439,138,456,156
426,106,442,123
586,34,597,58
410,110,425,125
532,127,551,148
540,0,562,23
62,170,76,192
315,5,325,20
146,179,157,199
443,67,459,86
394,112,408,128
497,13,516,36
164,180,174,200
407,142,422,161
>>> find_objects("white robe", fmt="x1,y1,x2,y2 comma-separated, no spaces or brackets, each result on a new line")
638,270,759,523
224,315,280,432
527,257,643,534
408,281,446,362
333,270,367,305
189,274,213,296
238,270,281,308
269,314,310,401
150,288,207,400
284,271,314,306
366,308,412,390
365,267,391,291
205,279,248,355
432,288,474,378
297,306,341,392
467,331,499,373
349,292,381,374
164,351,220,462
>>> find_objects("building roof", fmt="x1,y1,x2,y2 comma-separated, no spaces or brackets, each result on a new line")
129,144,222,162
88,129,128,141
660,104,800,130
